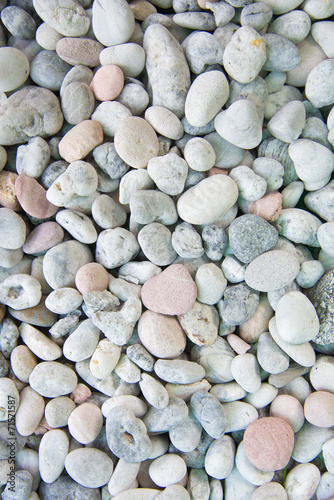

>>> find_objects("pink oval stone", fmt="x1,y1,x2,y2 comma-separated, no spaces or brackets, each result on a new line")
23,222,64,254
304,391,334,428
243,417,294,471
75,262,109,293
141,264,197,315
68,402,103,444
90,64,124,101
15,175,59,218
248,192,283,222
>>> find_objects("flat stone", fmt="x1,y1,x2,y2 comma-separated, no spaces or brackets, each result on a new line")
270,394,304,433
257,331,290,375
65,448,113,488
39,429,69,484
138,223,177,267
0,377,19,421
267,9,311,44
218,283,259,326
305,58,334,108
68,402,103,444
30,50,72,91
29,361,78,398
44,396,75,428
1,6,36,39
15,175,58,219
154,359,205,385
56,37,103,67
231,353,261,394
15,385,44,437
45,287,82,315
129,189,177,226
143,397,188,433
262,33,301,72
59,120,103,163
190,390,226,439
61,82,95,125
55,209,97,244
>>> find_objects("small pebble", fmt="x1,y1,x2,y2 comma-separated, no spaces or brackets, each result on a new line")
65,448,114,488
270,394,304,433
285,463,321,500
58,120,103,163
29,361,78,398
90,64,124,102
39,429,69,484
304,390,334,428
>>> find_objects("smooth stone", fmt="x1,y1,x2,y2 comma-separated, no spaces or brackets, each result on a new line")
248,193,283,222
251,158,284,192
257,331,290,375
126,344,154,372
90,64,124,102
205,131,244,168
33,0,90,36
275,290,319,344
93,143,129,180
183,31,224,75
23,222,64,255
230,353,261,394
39,476,101,500
304,180,334,222
210,381,246,403
129,189,177,226
0,378,19,421
280,376,311,404
285,464,321,500
310,355,334,393
144,24,190,118
10,345,37,383
0,274,41,310
95,228,139,269
43,240,92,289
317,472,334,500
195,263,227,305
177,175,238,225
243,417,294,471
116,81,149,116
106,406,152,462
91,309,135,346
141,264,197,316
40,160,68,190
0,171,20,211
15,385,44,437
323,438,334,473
138,223,177,266
0,208,26,249
39,429,69,483
147,154,188,196
60,64,93,98
19,322,61,361
304,391,334,427
0,86,63,146
240,3,273,31
190,390,226,439
59,120,103,163
154,359,205,385
318,222,334,258
262,33,301,72
144,397,188,434
268,363,310,389
187,469,211,499
102,395,147,419
1,6,36,39
270,394,304,433
108,459,141,497
286,34,327,88
173,12,216,30
292,421,334,463
139,373,169,409
56,37,103,67
114,117,159,169
0,247,23,270
305,58,334,108
45,396,75,428
282,180,304,210
311,21,334,58
1,470,33,500
92,101,132,137
190,337,235,384
274,208,322,247
30,50,71,91
289,139,334,191
138,310,186,358
169,410,202,453
229,166,267,202
244,382,278,410
202,225,228,262
204,435,235,480
235,441,274,486
61,82,95,125
268,100,306,143
178,300,219,347
92,0,135,46
89,339,121,380
250,482,287,500
8,295,57,327
14,448,39,492
65,448,113,488
268,10,311,43
68,402,103,445
183,137,216,173
45,287,82,315
171,223,204,259
114,353,141,384
297,259,325,288
35,22,63,51
63,318,100,362
15,175,58,219
149,454,187,487
265,71,287,93
55,209,97,244
269,317,315,367
100,43,145,78
223,400,259,432
185,71,229,127
223,26,266,83
0,47,29,92
29,361,77,398
145,106,183,141
119,169,154,205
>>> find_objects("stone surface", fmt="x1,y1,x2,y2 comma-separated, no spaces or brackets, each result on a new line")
65,448,113,488
0,47,30,92
308,269,334,345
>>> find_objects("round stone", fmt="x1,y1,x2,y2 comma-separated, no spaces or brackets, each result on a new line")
65,448,113,488
0,208,26,250
95,228,139,269
285,463,320,500
184,137,216,172
56,37,103,67
138,310,186,359
149,454,187,487
44,287,83,315
68,402,103,444
114,117,159,169
138,223,177,267
304,391,334,428
92,0,135,47
100,43,146,78
0,47,29,92
0,274,42,310
23,222,64,255
45,396,76,428
305,58,334,108
270,394,304,433
61,82,95,125
90,64,124,102
75,263,109,293
243,417,294,471
29,361,78,398
250,482,287,500
145,106,183,140
30,49,72,91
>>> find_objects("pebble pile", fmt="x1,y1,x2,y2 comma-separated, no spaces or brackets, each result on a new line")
0,0,334,499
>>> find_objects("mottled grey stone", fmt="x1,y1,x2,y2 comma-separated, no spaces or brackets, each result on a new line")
106,406,152,462
65,448,113,488
61,82,95,125
40,161,68,189
154,359,206,384
0,318,19,359
179,431,214,468
202,225,228,261
1,6,36,39
184,31,224,74
257,331,290,375
226,76,269,121
29,361,78,397
93,143,129,180
16,136,50,178
129,190,177,226
268,10,311,43
308,270,334,346
190,390,226,439
305,180,334,222
182,116,215,136
138,223,177,267
60,64,94,98
240,3,273,31
262,33,301,72
33,0,90,37
172,222,204,259
2,469,32,500
126,344,155,372
30,50,72,91
147,153,188,196
143,397,188,433
258,137,298,185
218,283,259,326
228,214,279,264
305,59,334,108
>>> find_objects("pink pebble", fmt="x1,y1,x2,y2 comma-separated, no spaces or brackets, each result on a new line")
248,192,283,222
70,383,92,404
23,222,64,254
141,263,197,315
227,333,250,355
90,64,124,101
75,262,109,293
304,391,334,428
207,168,229,176
15,174,59,219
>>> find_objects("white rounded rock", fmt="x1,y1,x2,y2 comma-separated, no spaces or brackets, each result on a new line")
229,166,267,202
100,43,145,78
0,274,41,310
195,263,227,305
183,137,216,173
92,0,135,47
235,441,274,486
39,429,69,483
145,106,183,141
204,435,235,480
149,454,187,487
311,21,334,58
285,463,321,500
250,482,287,500
230,353,262,394
267,100,306,143
0,47,30,92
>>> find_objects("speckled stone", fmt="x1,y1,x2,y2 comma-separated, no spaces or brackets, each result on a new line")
65,448,113,488
59,120,103,163
0,171,20,211
56,37,103,67
15,175,58,219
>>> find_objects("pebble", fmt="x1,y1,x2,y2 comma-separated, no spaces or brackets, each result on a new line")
149,454,187,487
1,470,33,500
56,209,97,244
63,318,100,362
129,189,177,226
219,283,260,327
15,385,44,437
35,22,63,51
243,417,294,471
185,71,229,127
100,43,145,78
119,169,154,205
0,208,26,250
169,410,202,452
310,355,334,393
10,345,37,383
304,180,334,222
44,396,76,428
116,81,150,116
139,373,169,409
141,264,197,315
183,32,224,75
311,20,334,58
195,263,227,305
1,6,36,39
268,9,311,43
235,441,274,486
268,100,306,143
304,390,334,427
45,287,82,315
108,459,141,497
56,37,102,68
39,476,101,500
286,34,327,88
90,64,124,102
257,331,290,374
58,120,103,164
92,101,132,137
263,33,301,72
96,228,139,269
65,448,114,488
138,223,177,266
0,171,20,211
39,430,69,484
154,359,205,385
15,175,58,220
171,222,204,259
19,322,62,361
0,274,42,310
292,421,334,464
144,24,190,118
33,0,90,37
30,49,71,92
106,406,152,462
0,47,30,93
29,361,78,398
190,390,226,439
147,154,188,196
202,225,228,261
305,58,334,109
0,377,20,420
224,400,259,431
75,263,109,294
138,310,186,358
92,0,135,46
285,463,321,500
61,82,95,125
231,353,262,394
307,269,334,346
270,394,304,433
250,482,287,500
178,300,219,346
145,106,183,141
68,402,103,444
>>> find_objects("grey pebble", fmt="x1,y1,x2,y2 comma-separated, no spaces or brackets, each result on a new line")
29,361,77,398
184,31,224,74
83,290,120,316
258,137,298,185
1,6,36,39
92,194,127,230
297,260,325,289
257,331,290,375
0,86,63,146
91,310,134,346
61,82,95,125
305,59,334,109
93,142,129,180
218,283,259,326
116,81,149,116
308,269,334,346
0,352,9,377
2,469,32,500
179,430,213,469
226,76,269,121
147,153,188,196
45,396,76,429
182,116,215,136
95,228,139,269
251,157,284,191
240,3,273,31
63,319,100,362
305,180,334,222
39,475,101,500
228,214,278,264
94,165,119,194
143,397,188,433
302,117,332,149
129,190,178,226
268,10,311,44
267,280,300,311
126,344,155,372
262,33,301,72
106,406,152,462
274,208,322,247
169,409,202,453
205,132,244,168
191,337,235,384
184,167,206,189
59,64,93,98
207,1,235,27
190,390,226,439
30,50,72,92
139,373,169,409
138,223,177,266
221,255,246,284
172,222,204,259
202,224,228,261
119,261,161,285
33,0,90,37
173,12,216,31
65,448,113,488
173,0,201,12
40,160,68,189
154,359,206,384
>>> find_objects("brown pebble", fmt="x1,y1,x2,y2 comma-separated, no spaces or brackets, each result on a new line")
56,38,104,67
8,295,58,327
68,402,103,444
141,264,197,316
207,167,229,176
248,192,283,222
23,222,64,255
304,390,334,428
130,0,157,20
15,174,59,219
75,262,109,293
90,64,124,101
59,120,103,163
0,304,5,323
0,171,20,211
70,383,92,404
243,417,294,471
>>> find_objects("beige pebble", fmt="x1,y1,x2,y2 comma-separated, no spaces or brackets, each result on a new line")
304,390,334,427
15,174,59,219
10,345,37,383
0,378,20,421
0,171,20,211
19,322,62,361
70,383,92,404
227,334,250,355
9,295,58,328
248,192,283,222
75,262,109,293
114,116,160,169
90,64,124,101
15,386,45,437
68,402,103,444
59,120,103,163
138,310,186,358
130,0,157,20
239,295,274,343
270,394,304,432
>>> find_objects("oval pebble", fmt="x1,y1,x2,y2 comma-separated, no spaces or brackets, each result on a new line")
190,390,226,439
61,82,95,125
0,47,29,92
15,385,44,437
304,391,334,427
270,394,304,433
92,0,135,47
285,463,321,500
23,222,64,255
68,402,103,444
65,448,113,488
149,454,187,487
45,287,83,315
29,361,78,398
39,429,69,484
0,274,42,310
250,482,287,500
19,322,62,361
56,37,103,67
58,120,103,164
44,396,76,428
